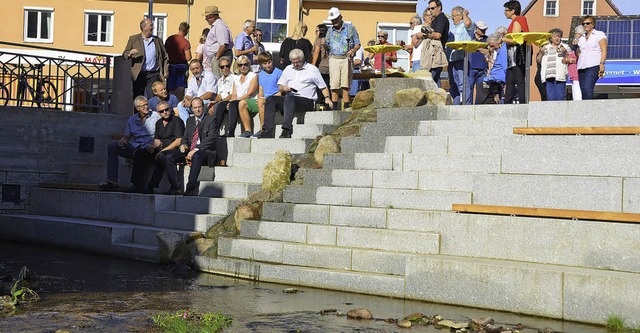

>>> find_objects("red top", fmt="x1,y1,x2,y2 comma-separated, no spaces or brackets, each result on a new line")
508,16,529,33
165,34,191,64
373,42,396,70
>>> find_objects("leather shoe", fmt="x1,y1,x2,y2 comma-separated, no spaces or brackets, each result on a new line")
162,188,182,195
254,130,275,139
183,189,198,196
279,129,292,138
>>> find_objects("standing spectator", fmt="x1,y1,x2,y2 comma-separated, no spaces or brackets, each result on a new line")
406,16,423,72
148,81,179,114
210,57,236,137
195,28,212,73
164,22,192,100
279,21,313,70
254,52,282,136
422,0,449,85
311,24,330,88
373,30,397,71
481,34,508,104
178,59,217,124
326,7,361,110
234,20,258,64
502,0,529,104
467,21,489,104
256,49,332,139
99,96,160,189
567,25,584,100
538,28,569,101
253,28,266,67
447,6,474,105
123,18,168,99
228,55,259,138
349,46,365,97
576,15,607,100
203,5,234,79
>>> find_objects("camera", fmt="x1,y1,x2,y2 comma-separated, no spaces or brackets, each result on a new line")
421,26,434,35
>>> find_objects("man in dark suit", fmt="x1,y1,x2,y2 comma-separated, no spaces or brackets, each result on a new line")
163,97,218,196
123,18,169,99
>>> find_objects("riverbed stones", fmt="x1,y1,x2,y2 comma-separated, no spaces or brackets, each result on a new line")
346,308,373,320
262,150,291,192
352,90,374,110
394,88,428,108
396,319,412,328
472,317,495,326
188,238,216,257
156,232,191,264
436,319,469,329
314,135,340,167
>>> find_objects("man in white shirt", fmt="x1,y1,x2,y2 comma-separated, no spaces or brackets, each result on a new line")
406,15,423,72
178,58,217,124
255,49,333,139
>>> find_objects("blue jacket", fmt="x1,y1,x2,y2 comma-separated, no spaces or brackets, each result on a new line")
484,43,507,83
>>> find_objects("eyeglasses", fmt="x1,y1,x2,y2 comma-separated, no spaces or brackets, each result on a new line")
582,22,593,26
427,6,437,11
238,63,250,67
377,35,386,38
136,103,149,108
254,34,262,37
219,64,230,69
157,108,171,113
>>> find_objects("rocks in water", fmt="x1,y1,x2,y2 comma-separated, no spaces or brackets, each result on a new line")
156,232,192,264
394,88,428,108
346,308,373,320
472,316,495,327
352,89,375,110
262,149,292,193
313,135,340,167
234,204,259,231
436,319,469,329
188,238,216,257
283,288,300,294
396,319,412,328
320,308,337,315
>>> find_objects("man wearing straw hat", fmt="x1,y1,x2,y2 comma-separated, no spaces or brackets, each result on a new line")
203,5,234,78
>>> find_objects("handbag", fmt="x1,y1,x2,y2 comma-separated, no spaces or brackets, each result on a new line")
420,39,448,70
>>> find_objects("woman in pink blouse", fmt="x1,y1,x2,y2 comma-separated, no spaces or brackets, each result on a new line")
566,25,584,100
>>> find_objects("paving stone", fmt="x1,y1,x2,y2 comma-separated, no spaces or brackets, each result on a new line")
262,202,329,224
372,170,419,189
329,206,387,228
298,267,405,298
403,153,501,173
282,244,352,270
337,227,439,254
354,153,393,170
306,224,337,245
174,196,238,214
351,249,413,275
418,171,475,191
217,237,284,263
240,220,307,243
330,169,373,187
409,136,448,154
371,188,471,210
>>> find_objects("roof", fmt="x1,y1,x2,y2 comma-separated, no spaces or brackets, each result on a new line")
522,0,622,16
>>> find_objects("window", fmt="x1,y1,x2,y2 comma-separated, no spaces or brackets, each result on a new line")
256,0,288,43
84,10,114,46
23,7,54,43
544,0,558,17
145,13,167,40
582,0,595,15
377,23,411,72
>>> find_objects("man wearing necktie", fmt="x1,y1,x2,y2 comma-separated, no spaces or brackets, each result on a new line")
178,59,218,125
164,97,218,196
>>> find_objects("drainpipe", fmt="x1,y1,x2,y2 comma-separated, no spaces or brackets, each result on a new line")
148,0,153,18
187,0,191,38
299,0,303,22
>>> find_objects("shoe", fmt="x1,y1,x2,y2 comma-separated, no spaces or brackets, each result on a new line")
222,132,234,137
238,131,253,138
253,130,275,139
183,188,199,196
162,188,182,195
142,187,154,194
99,179,118,189
279,129,292,139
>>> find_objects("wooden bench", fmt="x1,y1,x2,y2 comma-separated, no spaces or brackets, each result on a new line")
451,203,640,224
513,127,640,135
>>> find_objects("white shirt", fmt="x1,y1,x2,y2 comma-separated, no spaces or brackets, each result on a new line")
410,25,423,62
234,71,258,99
186,71,217,100
278,63,326,101
577,29,607,70
217,73,236,99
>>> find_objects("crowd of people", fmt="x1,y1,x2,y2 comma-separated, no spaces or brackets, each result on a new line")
106,1,608,195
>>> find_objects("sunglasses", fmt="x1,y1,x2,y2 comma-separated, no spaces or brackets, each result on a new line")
219,64,230,69
157,108,172,113
378,35,386,38
254,34,262,37
238,63,250,67
427,6,437,11
582,22,593,26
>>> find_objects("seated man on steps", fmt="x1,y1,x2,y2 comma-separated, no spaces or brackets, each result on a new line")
254,49,332,139
130,100,185,194
252,51,282,137
177,58,217,125
163,97,218,196
100,96,160,189
148,81,179,114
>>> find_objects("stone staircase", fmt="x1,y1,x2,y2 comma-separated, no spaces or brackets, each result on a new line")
194,99,640,326
0,110,346,261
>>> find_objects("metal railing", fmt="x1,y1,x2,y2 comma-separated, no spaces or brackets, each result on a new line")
0,41,112,113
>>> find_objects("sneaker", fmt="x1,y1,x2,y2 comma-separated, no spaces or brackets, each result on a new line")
253,130,275,139
238,131,253,138
99,179,118,189
279,129,292,139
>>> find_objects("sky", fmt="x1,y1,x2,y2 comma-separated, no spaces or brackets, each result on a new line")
415,0,639,33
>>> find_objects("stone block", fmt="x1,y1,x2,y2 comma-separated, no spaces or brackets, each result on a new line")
405,256,563,318
174,197,237,215
360,121,418,138
376,105,438,123
352,250,413,275
337,227,439,254
153,211,224,232
354,153,393,170
100,192,156,225
240,220,307,243
301,169,331,186
528,99,640,127
195,255,302,285
282,243,352,270
373,78,436,108
231,152,282,169
298,267,405,298
403,154,501,173
351,187,372,206
563,269,640,326
472,174,623,211
214,167,263,183
417,119,525,137
303,111,352,125
262,202,329,224
217,237,284,263
330,206,387,228
330,169,373,187
384,136,413,153
316,186,353,206
502,136,640,177
409,136,448,154
371,188,471,210
306,224,337,245
322,153,355,170
447,136,505,155
386,209,456,231
341,136,386,154
622,177,640,213
198,181,261,199
283,185,317,204
372,170,419,189
418,171,475,191
250,138,312,154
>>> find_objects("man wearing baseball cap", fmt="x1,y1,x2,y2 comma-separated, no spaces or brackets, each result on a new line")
325,7,360,110
467,20,489,104
203,5,234,78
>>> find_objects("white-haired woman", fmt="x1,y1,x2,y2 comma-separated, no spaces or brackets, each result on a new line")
537,28,569,100
567,25,584,100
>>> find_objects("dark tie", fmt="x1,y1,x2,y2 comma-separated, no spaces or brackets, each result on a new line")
190,119,199,151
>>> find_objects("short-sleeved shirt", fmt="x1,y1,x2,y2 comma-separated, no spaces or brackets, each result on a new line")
410,25,423,62
185,71,218,99
326,23,361,56
258,67,283,98
204,18,234,60
165,34,191,64
449,21,474,62
373,42,396,70
154,115,185,148
234,72,258,99
217,73,236,99
577,29,607,70
234,31,255,63
196,43,213,73
278,63,327,101
469,35,488,69
124,111,161,148
431,12,450,48
148,94,179,112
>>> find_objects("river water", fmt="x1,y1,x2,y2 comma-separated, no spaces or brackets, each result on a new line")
0,240,606,333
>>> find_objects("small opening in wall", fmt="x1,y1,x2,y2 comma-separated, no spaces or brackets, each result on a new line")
79,136,95,153
2,184,21,204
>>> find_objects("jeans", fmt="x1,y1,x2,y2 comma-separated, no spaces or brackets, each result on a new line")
263,95,314,133
545,78,566,101
505,64,526,104
466,68,487,105
106,142,137,182
430,67,443,87
411,60,421,72
578,65,599,100
449,60,464,105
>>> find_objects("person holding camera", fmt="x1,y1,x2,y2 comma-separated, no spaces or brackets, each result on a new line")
417,0,449,85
